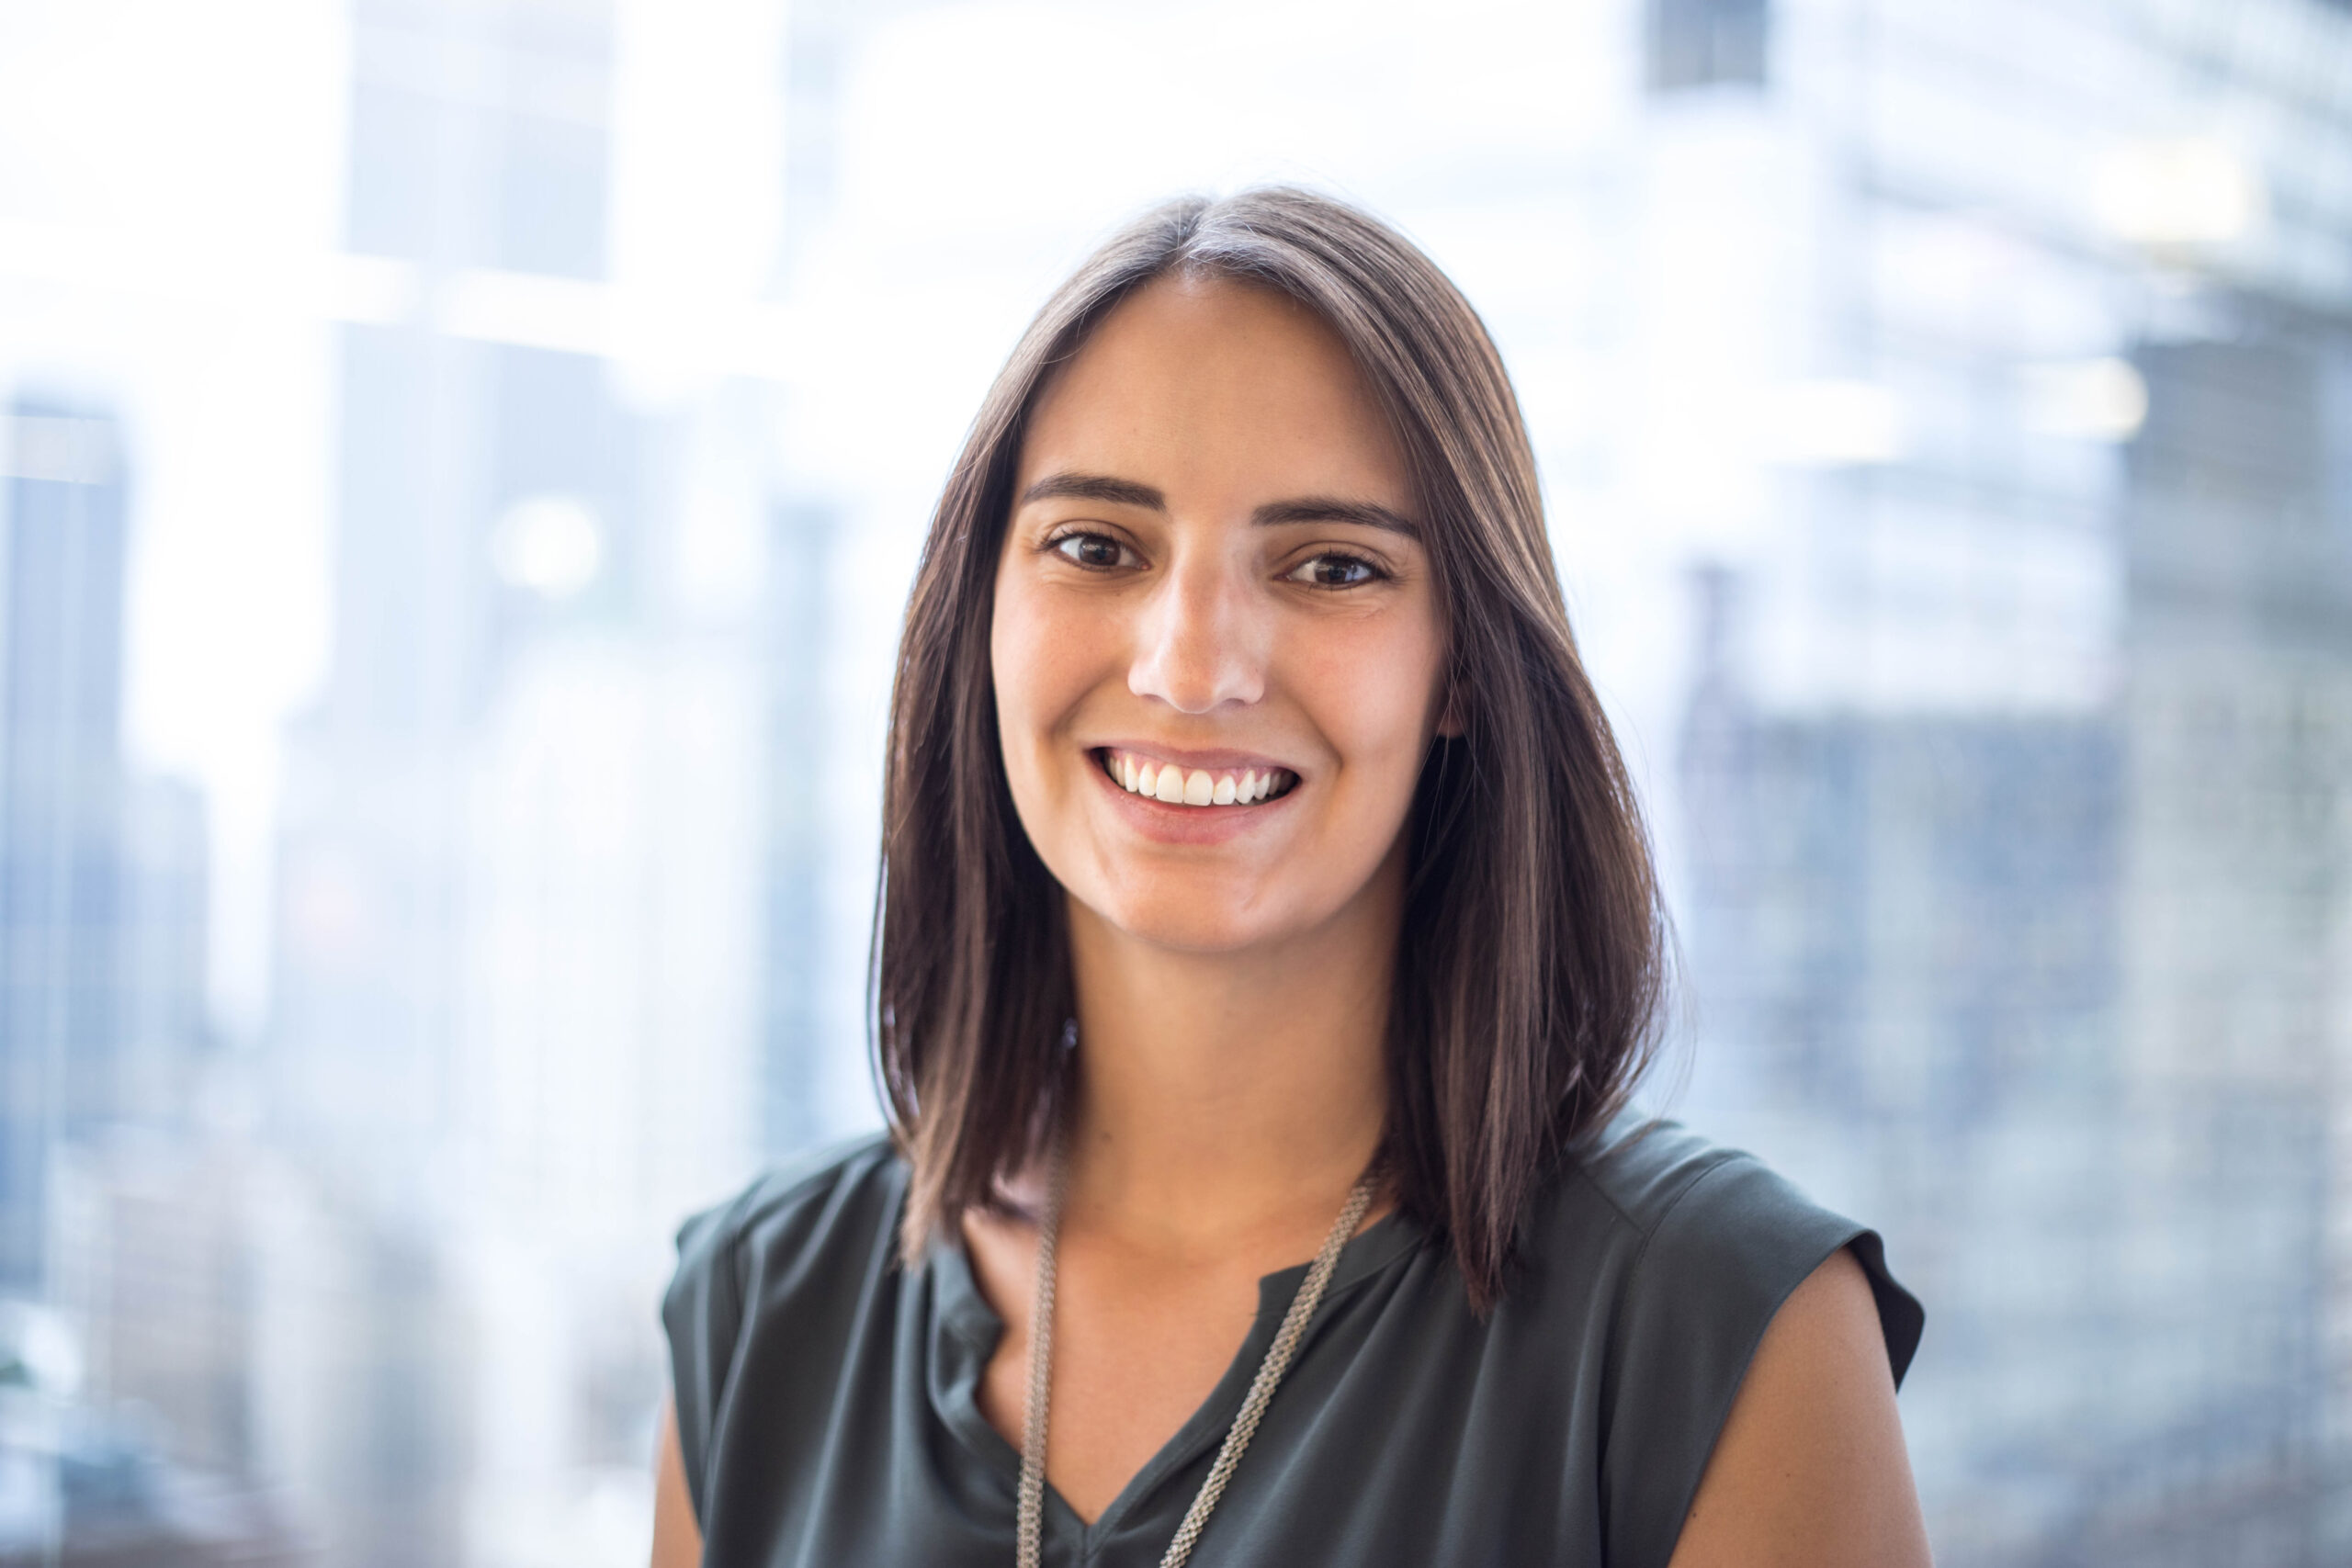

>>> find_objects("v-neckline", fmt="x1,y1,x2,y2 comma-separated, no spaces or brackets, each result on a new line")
926,1204,1424,1552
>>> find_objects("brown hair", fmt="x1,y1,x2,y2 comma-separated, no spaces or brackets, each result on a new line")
873,186,1668,1310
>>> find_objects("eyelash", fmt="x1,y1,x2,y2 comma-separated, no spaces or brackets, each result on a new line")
1044,530,1134,571
1041,529,1390,589
1292,551,1385,589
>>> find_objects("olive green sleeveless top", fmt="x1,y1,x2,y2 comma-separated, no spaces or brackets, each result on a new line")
662,1116,1922,1568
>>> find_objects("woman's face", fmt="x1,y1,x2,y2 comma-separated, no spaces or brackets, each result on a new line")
990,273,1453,954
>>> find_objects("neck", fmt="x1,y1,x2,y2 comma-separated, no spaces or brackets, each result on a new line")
1059,844,1401,1248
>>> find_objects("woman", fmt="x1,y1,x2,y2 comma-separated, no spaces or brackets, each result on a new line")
651,187,1930,1568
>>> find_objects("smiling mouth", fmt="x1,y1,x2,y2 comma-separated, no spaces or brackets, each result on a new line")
1095,748,1298,807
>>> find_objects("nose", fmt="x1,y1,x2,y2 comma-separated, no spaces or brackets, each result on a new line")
1127,554,1265,714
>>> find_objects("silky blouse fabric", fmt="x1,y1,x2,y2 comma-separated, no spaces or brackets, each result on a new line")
662,1117,1924,1568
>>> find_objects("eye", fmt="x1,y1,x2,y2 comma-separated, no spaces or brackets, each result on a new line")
1048,531,1135,570
1285,551,1384,589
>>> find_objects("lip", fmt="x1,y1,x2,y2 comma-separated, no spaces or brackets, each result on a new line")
1084,744,1300,845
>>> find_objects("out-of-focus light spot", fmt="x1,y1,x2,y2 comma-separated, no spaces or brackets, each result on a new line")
0,1302,84,1399
0,221,800,379
0,218,421,326
491,497,605,599
2092,138,2265,247
2019,357,2148,442
1752,380,1906,467
437,270,613,359
324,254,420,325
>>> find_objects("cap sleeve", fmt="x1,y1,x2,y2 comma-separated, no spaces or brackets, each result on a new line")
661,1193,748,1529
1601,1155,1924,1568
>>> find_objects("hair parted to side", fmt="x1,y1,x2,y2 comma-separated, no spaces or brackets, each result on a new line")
874,186,1668,1311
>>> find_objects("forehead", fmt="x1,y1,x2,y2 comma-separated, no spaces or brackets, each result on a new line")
1016,273,1411,508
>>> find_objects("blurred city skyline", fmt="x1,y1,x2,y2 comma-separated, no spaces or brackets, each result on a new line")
1,0,2348,1561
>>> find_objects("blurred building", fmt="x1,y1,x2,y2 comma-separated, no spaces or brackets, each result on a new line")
264,1,814,1561
266,0,654,1553
0,402,130,1294
2113,336,2352,1558
273,0,649,1214
0,402,299,1562
1662,2,2352,1563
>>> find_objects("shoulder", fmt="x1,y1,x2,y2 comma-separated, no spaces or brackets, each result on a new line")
1521,1112,1926,1568
660,1131,904,1525
665,1130,904,1316
1555,1112,1823,1254
1665,1246,1933,1566
678,1130,904,1261
1534,1112,1922,1386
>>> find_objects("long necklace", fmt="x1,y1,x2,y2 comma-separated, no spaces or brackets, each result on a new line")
1013,1131,1379,1568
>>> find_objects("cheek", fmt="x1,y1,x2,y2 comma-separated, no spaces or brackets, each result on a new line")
989,574,1101,777
1288,610,1448,777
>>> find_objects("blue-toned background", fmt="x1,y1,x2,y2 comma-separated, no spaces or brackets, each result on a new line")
1,0,2346,1562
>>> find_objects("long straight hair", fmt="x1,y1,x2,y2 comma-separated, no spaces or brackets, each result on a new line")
874,187,1668,1310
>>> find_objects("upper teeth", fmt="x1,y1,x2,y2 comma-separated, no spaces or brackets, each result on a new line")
1104,750,1292,807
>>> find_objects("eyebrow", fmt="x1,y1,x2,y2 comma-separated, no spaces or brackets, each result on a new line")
1250,496,1419,538
1018,472,1166,510
1018,470,1420,538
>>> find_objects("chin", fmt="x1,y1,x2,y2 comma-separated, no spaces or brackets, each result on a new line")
1077,874,1301,955
1106,912,1278,955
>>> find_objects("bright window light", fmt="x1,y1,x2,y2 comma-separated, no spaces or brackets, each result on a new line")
2019,357,2149,442
2093,138,2266,247
1752,379,1907,467
490,496,605,600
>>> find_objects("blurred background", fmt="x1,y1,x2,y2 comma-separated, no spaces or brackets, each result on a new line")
0,0,2346,1562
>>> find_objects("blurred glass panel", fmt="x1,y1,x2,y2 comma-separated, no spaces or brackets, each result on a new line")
1648,0,1770,92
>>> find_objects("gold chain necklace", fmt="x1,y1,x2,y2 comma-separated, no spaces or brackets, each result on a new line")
1012,1128,1378,1568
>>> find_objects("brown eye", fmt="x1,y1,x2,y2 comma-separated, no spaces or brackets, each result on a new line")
1288,552,1381,589
1051,533,1130,570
